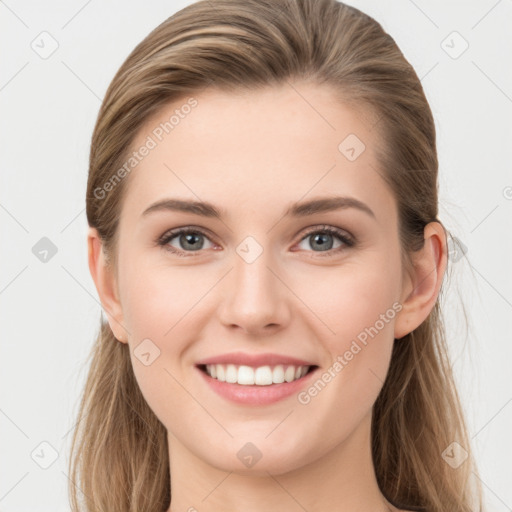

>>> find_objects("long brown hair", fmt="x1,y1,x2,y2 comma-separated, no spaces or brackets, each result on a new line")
69,1,483,510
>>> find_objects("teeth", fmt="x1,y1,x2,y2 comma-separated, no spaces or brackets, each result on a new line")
226,364,237,383
204,364,311,386
272,365,285,384
284,365,296,382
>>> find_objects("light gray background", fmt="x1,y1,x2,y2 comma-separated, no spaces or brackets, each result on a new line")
1,1,511,510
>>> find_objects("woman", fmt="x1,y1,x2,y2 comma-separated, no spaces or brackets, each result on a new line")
69,0,484,510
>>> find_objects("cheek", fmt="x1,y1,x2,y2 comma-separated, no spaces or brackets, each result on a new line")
295,258,401,343
290,267,400,435
293,257,401,400
118,259,207,426
120,254,209,340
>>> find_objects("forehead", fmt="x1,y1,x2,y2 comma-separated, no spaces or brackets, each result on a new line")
119,83,395,226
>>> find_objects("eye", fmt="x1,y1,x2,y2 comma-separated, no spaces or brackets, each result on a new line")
157,224,355,258
295,225,355,257
158,227,216,257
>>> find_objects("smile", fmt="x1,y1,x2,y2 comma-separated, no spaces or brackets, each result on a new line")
196,364,320,406
200,363,315,385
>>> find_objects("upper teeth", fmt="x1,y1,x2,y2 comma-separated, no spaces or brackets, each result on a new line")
205,364,310,386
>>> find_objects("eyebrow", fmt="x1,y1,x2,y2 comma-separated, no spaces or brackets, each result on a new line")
141,196,375,220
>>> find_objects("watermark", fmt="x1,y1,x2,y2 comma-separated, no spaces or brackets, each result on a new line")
31,31,59,59
32,236,58,263
236,236,264,264
440,31,469,60
297,301,402,405
134,338,161,366
338,133,366,161
30,441,59,469
237,441,263,468
93,97,198,200
441,441,468,469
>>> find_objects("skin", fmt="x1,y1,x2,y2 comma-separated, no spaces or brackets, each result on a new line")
88,82,447,512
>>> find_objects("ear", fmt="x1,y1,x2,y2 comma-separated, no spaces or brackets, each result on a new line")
394,222,447,340
87,227,128,343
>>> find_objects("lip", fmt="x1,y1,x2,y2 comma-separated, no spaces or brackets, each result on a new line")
195,351,317,368
195,364,319,406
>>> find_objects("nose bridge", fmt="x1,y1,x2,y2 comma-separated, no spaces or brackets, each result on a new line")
218,236,289,332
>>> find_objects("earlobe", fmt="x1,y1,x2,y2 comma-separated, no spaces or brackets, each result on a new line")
87,227,128,343
393,222,447,340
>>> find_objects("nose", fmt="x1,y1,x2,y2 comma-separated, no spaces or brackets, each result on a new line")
217,245,291,336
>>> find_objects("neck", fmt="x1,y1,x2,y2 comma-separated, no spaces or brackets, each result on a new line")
166,411,395,512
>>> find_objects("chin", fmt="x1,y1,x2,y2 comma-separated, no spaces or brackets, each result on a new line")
195,438,315,477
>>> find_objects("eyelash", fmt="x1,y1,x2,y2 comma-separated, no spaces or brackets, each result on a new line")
157,225,355,258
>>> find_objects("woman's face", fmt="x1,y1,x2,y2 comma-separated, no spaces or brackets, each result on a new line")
104,83,411,474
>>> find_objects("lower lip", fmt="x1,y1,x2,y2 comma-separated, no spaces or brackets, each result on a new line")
196,366,318,405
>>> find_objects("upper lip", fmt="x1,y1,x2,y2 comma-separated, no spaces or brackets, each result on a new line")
195,352,317,368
